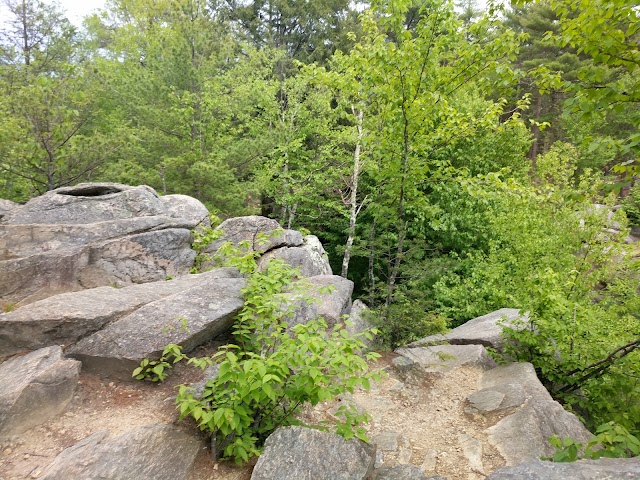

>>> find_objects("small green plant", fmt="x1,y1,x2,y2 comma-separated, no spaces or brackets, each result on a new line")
191,216,224,272
132,343,186,382
547,422,640,462
1,302,16,313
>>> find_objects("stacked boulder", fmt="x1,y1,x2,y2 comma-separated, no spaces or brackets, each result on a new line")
0,185,357,459
0,183,209,307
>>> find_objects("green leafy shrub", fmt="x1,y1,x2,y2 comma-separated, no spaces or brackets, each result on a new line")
136,237,381,463
176,317,379,463
548,422,640,462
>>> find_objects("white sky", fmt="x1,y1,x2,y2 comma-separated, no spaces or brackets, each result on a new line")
57,0,106,24
0,0,106,27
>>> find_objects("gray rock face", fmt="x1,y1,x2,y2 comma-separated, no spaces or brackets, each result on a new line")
347,300,375,345
68,272,245,378
0,183,207,305
84,228,195,286
39,424,201,480
0,199,19,224
259,235,332,277
284,275,354,328
394,345,496,373
465,384,526,416
251,426,375,480
256,228,304,254
0,346,80,437
0,269,238,357
486,457,640,479
409,308,526,350
479,363,593,465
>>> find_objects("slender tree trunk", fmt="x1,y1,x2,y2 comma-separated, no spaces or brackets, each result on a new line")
46,151,55,191
21,0,30,67
279,157,288,224
341,107,364,278
368,219,376,306
286,203,296,229
385,118,409,308
528,92,543,171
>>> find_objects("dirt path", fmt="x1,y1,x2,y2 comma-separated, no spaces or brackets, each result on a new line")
0,350,503,480
304,353,506,479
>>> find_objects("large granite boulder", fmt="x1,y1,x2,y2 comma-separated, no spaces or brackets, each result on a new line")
259,235,332,277
0,269,239,357
8,183,166,225
283,275,354,328
68,271,245,379
199,215,330,278
487,457,640,479
0,346,80,437
39,424,201,480
161,194,211,228
251,426,375,480
0,183,208,305
409,308,527,350
474,362,593,465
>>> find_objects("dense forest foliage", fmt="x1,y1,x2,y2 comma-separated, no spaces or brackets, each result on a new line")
1,0,639,441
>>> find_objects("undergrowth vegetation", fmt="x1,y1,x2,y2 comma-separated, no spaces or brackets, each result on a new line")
134,233,380,463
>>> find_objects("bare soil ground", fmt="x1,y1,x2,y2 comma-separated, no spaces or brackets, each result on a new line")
0,348,503,480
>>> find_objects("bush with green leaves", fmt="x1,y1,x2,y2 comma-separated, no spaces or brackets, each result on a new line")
177,316,379,463
135,234,380,463
429,145,640,435
548,422,640,462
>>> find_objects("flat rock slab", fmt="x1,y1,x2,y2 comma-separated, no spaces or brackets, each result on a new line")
487,457,640,479
251,426,375,480
394,345,496,373
0,269,239,357
284,275,354,328
409,308,526,350
0,346,80,437
39,424,201,480
480,363,593,465
68,273,246,379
